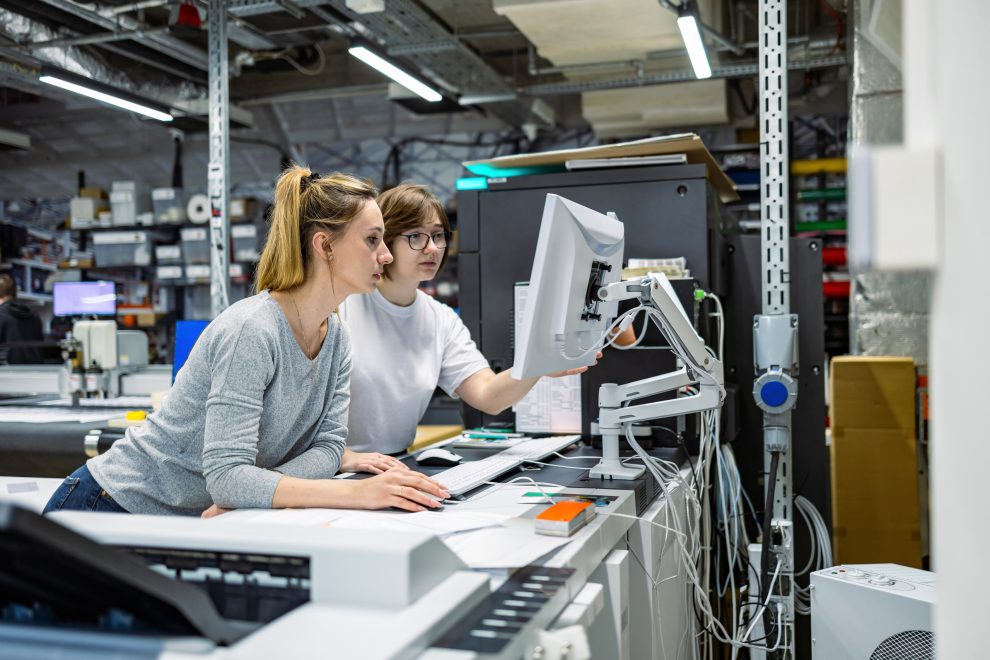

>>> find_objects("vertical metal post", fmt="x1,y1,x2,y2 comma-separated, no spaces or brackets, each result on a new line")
208,0,230,317
754,0,796,654
760,0,791,316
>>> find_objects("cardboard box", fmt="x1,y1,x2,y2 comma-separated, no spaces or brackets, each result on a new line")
79,187,107,200
829,356,921,567
830,356,916,430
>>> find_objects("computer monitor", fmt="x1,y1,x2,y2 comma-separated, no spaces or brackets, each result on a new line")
512,194,624,380
53,281,116,317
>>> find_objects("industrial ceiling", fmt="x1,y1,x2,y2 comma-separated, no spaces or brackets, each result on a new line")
0,0,848,201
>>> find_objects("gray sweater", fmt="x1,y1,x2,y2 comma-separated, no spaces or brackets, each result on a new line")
87,291,350,515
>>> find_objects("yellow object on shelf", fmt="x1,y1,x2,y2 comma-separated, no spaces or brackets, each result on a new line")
409,425,463,453
125,410,147,421
791,158,847,175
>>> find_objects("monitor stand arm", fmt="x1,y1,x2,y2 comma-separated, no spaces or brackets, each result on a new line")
589,275,724,481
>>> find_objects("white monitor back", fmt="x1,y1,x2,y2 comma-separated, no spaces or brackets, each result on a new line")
513,194,624,379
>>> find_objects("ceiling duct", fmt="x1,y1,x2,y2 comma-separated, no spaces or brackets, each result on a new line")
0,126,31,151
582,79,728,137
0,8,203,108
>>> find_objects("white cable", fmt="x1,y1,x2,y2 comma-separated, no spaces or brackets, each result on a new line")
704,292,725,361
560,304,654,359
280,43,327,76
551,451,600,461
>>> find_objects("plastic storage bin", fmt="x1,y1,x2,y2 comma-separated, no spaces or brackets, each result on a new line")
152,188,186,225
231,224,259,262
92,231,152,266
155,244,182,265
180,227,210,265
110,181,150,227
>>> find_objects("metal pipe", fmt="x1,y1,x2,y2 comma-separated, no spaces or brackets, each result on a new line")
527,44,644,76
105,0,168,14
26,26,170,49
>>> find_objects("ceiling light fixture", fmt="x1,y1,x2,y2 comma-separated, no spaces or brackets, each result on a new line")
39,72,173,122
347,46,442,103
676,6,712,80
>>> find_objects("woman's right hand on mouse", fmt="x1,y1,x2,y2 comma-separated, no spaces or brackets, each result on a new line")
351,467,449,512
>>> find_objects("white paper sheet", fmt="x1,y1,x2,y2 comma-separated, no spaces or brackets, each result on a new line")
440,518,572,568
212,507,505,537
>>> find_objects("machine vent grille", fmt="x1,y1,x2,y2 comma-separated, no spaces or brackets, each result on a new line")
870,630,935,660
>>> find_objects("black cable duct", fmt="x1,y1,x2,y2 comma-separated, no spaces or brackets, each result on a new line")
761,450,781,656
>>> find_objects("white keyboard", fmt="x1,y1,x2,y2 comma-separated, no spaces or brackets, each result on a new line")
434,435,582,496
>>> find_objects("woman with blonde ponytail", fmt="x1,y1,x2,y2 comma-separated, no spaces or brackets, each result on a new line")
45,165,449,516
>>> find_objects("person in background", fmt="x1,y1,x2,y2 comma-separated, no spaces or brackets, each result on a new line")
43,166,448,516
338,183,594,463
0,273,44,365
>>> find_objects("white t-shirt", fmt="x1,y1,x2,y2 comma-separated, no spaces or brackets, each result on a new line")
340,289,489,454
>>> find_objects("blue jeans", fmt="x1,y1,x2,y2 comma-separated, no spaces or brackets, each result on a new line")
43,464,129,514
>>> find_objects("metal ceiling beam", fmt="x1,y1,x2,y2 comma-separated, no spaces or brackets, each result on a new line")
286,114,505,144
523,54,848,96
236,83,387,107
227,0,338,17
25,26,171,49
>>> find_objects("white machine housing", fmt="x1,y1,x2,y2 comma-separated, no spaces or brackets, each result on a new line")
49,511,471,610
811,563,934,660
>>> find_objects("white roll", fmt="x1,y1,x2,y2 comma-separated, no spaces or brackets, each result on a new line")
186,193,210,224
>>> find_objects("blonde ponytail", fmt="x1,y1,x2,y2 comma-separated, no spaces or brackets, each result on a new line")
256,165,378,293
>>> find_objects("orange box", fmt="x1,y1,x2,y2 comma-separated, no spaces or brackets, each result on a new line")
535,500,595,537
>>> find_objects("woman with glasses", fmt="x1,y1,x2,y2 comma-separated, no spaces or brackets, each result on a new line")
44,166,448,516
338,183,591,463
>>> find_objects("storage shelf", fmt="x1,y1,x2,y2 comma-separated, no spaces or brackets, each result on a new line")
18,292,53,303
1,258,58,271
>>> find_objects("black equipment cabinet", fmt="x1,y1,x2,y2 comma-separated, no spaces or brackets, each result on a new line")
457,167,829,658
457,164,723,437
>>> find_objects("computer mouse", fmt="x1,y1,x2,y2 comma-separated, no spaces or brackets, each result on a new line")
415,447,463,467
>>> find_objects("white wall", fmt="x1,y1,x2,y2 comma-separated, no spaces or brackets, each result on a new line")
927,0,990,656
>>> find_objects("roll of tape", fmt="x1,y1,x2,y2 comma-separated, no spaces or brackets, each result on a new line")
186,193,210,224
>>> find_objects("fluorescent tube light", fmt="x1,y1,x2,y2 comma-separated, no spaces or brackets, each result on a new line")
347,46,442,102
39,74,173,122
676,14,712,80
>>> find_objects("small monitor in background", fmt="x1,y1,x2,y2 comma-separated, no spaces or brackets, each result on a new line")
512,194,624,380
172,320,209,383
53,281,116,317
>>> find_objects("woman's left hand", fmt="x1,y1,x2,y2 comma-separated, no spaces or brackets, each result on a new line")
548,351,603,378
340,450,410,474
201,504,231,519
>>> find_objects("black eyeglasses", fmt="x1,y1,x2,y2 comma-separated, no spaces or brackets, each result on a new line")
398,230,450,251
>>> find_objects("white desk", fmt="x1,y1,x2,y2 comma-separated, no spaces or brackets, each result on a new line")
0,475,62,512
